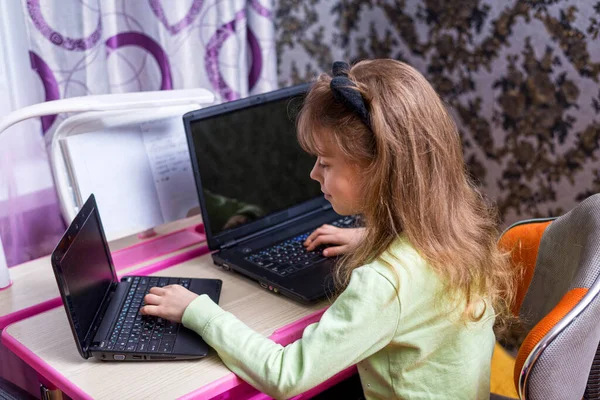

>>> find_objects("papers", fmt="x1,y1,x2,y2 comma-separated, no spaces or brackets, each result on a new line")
141,117,199,223
62,106,200,240
65,126,164,239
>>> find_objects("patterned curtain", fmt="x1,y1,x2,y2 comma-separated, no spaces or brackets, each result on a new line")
0,0,276,267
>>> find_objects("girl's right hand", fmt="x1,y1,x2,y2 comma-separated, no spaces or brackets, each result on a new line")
304,225,366,257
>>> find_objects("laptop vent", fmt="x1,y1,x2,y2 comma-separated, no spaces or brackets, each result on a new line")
149,355,177,360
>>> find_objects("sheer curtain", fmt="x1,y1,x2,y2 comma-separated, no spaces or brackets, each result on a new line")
0,0,277,267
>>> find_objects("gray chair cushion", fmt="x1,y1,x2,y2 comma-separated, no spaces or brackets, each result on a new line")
518,194,600,399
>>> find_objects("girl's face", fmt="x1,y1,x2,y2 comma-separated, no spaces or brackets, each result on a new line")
309,132,363,215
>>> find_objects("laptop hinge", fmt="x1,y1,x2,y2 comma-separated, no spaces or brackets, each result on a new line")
83,281,119,355
222,239,238,249
220,206,330,250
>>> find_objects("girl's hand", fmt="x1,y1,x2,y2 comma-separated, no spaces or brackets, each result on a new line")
304,225,366,257
140,285,198,323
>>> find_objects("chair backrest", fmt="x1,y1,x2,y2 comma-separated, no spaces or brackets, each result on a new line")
498,194,600,399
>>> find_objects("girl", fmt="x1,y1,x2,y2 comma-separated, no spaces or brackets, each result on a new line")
141,59,515,399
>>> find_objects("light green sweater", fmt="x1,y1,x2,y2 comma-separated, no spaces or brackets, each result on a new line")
182,236,496,399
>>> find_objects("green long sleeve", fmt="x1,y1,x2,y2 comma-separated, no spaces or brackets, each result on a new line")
182,237,495,399
182,266,400,399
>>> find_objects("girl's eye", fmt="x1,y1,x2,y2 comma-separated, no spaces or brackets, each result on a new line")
319,163,329,169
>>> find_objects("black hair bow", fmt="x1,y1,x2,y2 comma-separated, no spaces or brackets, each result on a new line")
329,61,372,130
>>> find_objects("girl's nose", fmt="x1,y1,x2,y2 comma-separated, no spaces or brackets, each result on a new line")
309,162,321,182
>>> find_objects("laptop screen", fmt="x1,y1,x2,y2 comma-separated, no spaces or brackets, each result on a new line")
55,200,114,344
187,85,323,242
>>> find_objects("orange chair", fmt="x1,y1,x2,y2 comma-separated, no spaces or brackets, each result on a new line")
491,194,600,399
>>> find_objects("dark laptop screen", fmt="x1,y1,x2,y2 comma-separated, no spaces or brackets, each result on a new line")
58,209,113,341
189,93,322,236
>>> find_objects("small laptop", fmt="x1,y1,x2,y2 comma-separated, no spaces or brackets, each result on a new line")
51,194,222,361
183,84,357,303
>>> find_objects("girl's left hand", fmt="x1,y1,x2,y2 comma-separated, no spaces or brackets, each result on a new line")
304,225,365,257
140,285,198,323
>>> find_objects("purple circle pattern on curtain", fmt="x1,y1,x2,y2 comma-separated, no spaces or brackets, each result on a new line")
29,51,60,134
205,10,264,101
27,0,102,51
105,32,173,90
247,28,262,91
4,1,276,272
149,0,204,35
249,0,272,18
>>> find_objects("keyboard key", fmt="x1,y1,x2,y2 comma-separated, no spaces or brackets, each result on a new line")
149,340,160,352
158,277,170,287
180,279,190,289
161,333,177,341
136,342,148,352
159,340,175,353
139,335,150,343
165,323,178,335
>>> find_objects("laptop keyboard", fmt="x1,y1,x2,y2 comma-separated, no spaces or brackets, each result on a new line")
106,276,190,353
244,216,357,277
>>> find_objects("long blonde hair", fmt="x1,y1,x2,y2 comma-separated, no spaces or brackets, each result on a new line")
297,59,515,328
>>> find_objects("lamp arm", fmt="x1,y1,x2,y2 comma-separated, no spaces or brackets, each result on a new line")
0,89,214,136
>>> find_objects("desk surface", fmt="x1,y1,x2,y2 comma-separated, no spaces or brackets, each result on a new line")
3,254,327,399
0,216,203,326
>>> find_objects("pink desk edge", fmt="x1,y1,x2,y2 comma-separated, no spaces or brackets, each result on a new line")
2,250,357,400
111,224,206,272
3,303,356,400
0,224,206,330
177,308,357,400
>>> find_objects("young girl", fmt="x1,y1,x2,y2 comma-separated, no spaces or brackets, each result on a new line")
141,59,515,399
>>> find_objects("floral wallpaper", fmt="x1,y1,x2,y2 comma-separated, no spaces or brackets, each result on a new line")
273,0,600,226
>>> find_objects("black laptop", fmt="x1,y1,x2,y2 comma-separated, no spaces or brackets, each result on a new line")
183,84,357,303
51,194,222,361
